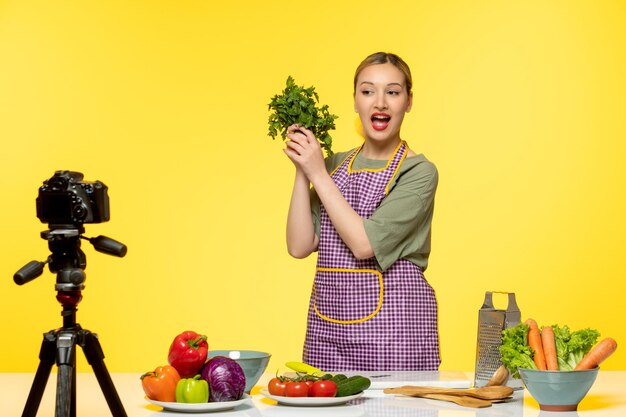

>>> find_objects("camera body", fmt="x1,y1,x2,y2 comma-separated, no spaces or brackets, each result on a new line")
36,170,110,225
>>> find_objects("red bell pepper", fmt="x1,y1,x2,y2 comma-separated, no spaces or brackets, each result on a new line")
167,330,208,377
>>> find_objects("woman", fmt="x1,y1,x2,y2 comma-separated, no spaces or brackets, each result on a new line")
284,52,440,371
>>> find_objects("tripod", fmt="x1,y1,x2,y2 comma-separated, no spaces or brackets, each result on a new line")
21,288,127,417
15,227,128,417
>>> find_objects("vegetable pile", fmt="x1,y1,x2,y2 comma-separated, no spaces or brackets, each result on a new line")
267,361,371,398
500,319,617,378
267,76,338,157
141,330,246,404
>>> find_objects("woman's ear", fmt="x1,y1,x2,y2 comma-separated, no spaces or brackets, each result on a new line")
406,91,413,113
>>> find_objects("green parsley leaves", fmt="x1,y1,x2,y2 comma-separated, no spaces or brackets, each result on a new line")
268,76,338,157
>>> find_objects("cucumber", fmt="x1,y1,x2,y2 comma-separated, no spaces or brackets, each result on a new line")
329,374,348,384
336,375,367,386
335,376,371,397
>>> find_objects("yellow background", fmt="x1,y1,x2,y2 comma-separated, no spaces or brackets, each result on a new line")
1,0,624,374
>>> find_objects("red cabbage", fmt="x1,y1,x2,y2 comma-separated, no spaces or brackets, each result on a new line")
200,356,246,402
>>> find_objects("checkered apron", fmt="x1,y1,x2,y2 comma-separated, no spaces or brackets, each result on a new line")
302,141,440,371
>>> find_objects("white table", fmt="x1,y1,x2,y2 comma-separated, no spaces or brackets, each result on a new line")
1,371,625,416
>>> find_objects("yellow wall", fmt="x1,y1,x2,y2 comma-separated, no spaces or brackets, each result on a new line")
1,0,624,373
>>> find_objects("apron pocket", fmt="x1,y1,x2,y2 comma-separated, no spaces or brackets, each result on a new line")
313,267,383,324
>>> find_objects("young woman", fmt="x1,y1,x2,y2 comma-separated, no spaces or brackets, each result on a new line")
284,52,440,371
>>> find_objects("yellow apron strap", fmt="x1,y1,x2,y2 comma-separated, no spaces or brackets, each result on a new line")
385,141,408,195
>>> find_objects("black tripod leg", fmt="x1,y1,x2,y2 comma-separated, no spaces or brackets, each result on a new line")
22,332,57,417
81,330,128,417
55,330,77,417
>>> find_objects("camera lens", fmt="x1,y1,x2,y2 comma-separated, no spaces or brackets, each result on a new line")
73,204,87,220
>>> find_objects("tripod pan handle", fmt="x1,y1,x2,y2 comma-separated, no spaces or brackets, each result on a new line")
14,260,46,285
89,235,127,257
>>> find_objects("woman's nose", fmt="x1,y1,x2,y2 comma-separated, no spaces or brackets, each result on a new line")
374,94,388,110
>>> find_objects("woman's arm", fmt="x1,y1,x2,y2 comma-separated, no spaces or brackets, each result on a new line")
285,167,319,258
284,124,374,260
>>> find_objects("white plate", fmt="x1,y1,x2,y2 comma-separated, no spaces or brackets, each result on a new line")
260,388,363,406
146,394,250,412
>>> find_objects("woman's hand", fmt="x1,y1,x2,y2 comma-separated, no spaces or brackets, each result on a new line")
284,125,373,260
283,124,326,181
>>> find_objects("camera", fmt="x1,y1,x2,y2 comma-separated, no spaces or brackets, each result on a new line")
36,171,109,226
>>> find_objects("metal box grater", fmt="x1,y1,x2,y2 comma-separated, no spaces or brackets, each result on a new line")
473,291,523,388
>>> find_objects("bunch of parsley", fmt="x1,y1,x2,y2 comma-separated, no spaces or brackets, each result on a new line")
268,76,338,157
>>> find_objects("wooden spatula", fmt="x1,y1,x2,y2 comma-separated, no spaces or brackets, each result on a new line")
384,385,513,400
420,393,492,408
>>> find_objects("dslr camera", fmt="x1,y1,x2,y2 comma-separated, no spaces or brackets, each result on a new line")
36,170,110,226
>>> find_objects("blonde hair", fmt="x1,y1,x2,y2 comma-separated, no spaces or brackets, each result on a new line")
353,52,413,95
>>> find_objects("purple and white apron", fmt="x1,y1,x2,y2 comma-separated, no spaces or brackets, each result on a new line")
303,141,440,371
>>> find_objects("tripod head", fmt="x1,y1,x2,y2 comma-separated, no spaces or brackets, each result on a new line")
14,226,127,292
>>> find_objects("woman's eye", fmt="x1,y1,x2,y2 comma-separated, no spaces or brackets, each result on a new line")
360,90,374,96
387,90,401,96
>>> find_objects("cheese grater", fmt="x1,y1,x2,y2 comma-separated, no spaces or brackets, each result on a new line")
473,291,523,389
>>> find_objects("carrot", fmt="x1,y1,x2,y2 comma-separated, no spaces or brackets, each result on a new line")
525,319,547,370
541,326,558,370
575,337,618,370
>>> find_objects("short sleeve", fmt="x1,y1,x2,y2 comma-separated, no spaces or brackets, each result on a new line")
363,159,438,271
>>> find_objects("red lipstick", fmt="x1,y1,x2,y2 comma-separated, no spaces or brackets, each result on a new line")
371,112,391,131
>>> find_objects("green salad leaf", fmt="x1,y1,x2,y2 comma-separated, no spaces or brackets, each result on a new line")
268,76,338,157
499,323,537,378
552,324,600,371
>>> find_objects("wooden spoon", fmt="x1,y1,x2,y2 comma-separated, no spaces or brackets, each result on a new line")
384,385,513,401
486,365,510,386
419,393,492,408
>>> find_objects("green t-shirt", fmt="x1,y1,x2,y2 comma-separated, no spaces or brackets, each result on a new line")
311,148,438,272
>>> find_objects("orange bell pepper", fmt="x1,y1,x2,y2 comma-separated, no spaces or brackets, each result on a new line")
141,365,181,402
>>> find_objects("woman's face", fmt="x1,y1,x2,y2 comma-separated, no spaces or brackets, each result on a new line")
354,62,412,144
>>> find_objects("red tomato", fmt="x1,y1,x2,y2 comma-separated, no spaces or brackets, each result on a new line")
310,380,337,397
304,380,315,390
268,377,287,396
285,381,310,397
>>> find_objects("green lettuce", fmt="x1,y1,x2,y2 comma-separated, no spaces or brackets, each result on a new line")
499,323,537,378
552,324,600,371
